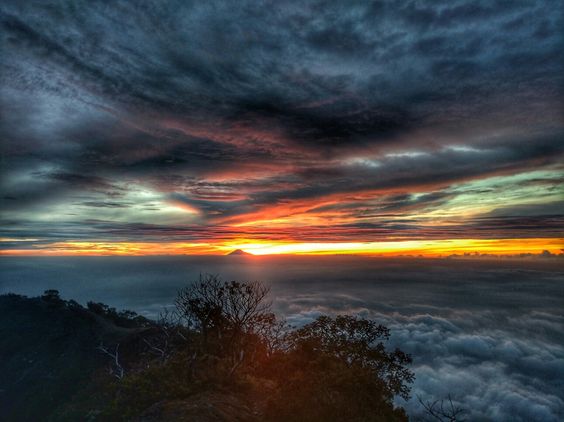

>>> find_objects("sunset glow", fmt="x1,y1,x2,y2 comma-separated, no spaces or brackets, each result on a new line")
2,2,564,421
1,2,562,258
2,238,562,257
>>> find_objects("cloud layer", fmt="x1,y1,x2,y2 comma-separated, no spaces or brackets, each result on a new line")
1,256,562,420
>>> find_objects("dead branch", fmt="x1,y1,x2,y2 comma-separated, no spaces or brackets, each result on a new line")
418,394,466,422
97,342,125,379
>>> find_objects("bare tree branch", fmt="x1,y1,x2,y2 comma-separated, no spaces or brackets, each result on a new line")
97,342,124,379
418,394,466,422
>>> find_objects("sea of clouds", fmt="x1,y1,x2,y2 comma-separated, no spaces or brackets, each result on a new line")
1,256,563,420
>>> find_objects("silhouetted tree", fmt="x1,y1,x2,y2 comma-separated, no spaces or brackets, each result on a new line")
87,301,149,328
175,274,278,375
175,274,271,334
263,315,414,421
41,289,63,304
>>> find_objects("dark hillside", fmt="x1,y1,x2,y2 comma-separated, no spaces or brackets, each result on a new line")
0,278,414,421
0,292,149,421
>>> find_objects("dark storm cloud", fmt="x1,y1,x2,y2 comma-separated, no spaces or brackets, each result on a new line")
234,98,419,147
0,0,563,240
78,201,130,209
2,0,562,141
47,172,119,190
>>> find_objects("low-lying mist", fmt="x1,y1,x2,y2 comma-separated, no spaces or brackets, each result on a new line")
1,256,563,421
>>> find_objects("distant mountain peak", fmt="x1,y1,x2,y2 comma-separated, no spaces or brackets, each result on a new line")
227,249,253,256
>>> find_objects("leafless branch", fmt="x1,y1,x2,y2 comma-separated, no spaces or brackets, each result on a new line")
418,394,466,422
97,342,124,379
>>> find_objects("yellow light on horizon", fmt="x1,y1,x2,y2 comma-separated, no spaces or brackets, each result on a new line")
233,238,563,256
1,238,561,257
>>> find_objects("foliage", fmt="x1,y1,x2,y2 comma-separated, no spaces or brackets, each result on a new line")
111,275,414,421
87,301,150,328
0,292,148,421
102,351,200,420
41,289,64,306
288,315,413,400
175,274,279,376
261,315,413,421
2,277,417,421
175,274,272,337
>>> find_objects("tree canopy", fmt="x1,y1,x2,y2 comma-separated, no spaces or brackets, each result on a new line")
149,275,414,421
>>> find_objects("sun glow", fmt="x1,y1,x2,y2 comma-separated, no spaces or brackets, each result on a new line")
228,238,563,256
1,238,561,257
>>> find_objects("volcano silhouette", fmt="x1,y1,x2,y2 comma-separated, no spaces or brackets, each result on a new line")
227,249,253,256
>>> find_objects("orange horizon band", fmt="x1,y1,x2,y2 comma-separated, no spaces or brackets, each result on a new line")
1,238,562,257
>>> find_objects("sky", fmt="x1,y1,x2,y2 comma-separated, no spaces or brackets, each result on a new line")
1,0,563,256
